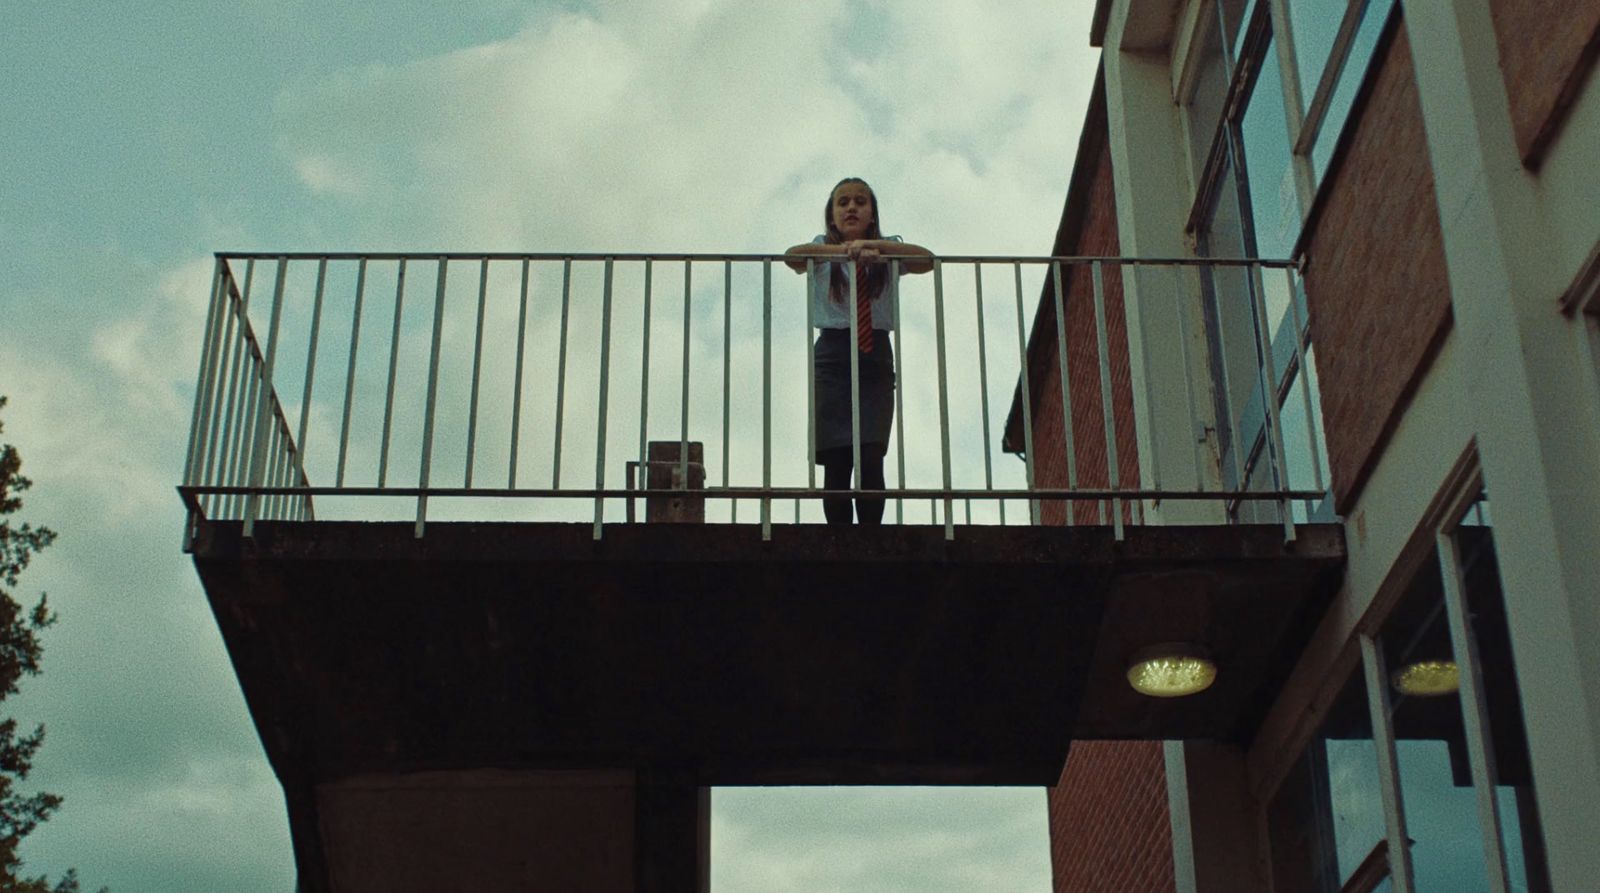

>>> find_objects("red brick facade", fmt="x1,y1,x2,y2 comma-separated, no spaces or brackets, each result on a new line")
1302,20,1454,513
1048,741,1175,893
1489,0,1600,165
1025,121,1142,526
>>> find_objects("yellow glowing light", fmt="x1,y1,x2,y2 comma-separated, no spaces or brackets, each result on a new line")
1391,660,1460,697
1126,645,1218,698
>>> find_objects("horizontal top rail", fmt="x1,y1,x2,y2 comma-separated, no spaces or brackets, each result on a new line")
214,250,1299,268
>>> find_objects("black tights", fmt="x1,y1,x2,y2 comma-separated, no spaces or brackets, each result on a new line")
820,447,886,526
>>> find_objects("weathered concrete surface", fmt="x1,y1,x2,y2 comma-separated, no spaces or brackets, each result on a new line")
194,520,1341,782
191,519,1341,892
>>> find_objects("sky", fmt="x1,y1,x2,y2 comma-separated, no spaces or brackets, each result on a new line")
0,1,1103,889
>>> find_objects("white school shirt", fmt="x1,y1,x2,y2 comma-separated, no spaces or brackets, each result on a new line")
806,235,907,331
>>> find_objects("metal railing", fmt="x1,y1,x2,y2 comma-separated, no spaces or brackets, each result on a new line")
178,251,1325,545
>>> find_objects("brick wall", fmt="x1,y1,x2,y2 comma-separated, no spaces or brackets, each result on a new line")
1488,0,1600,166
1048,741,1176,893
1027,140,1143,526
1303,20,1453,513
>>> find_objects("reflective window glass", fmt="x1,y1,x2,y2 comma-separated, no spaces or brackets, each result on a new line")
1310,0,1399,178
1186,8,1233,181
1287,0,1345,116
1269,669,1387,891
1239,35,1300,261
1381,553,1493,890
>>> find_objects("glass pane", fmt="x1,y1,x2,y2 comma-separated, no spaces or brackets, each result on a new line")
1381,554,1494,891
1224,0,1254,59
1269,669,1385,891
1311,0,1399,179
1287,0,1346,116
1239,34,1302,260
1279,346,1330,521
1197,158,1262,492
1456,501,1555,893
1186,6,1233,181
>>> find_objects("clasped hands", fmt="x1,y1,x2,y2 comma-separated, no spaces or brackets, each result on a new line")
842,239,885,263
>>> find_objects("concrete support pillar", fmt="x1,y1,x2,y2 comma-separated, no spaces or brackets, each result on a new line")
1164,741,1268,893
635,774,711,893
1401,0,1600,886
639,442,712,893
1102,0,1228,524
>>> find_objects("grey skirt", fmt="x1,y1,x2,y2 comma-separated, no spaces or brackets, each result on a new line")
813,328,895,462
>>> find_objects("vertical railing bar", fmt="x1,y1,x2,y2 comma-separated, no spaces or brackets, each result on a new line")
202,287,238,519
1361,633,1418,893
805,259,817,516
336,258,368,488
1090,262,1124,540
293,257,328,485
762,258,773,540
277,431,292,520
210,260,255,517
181,261,227,543
1174,265,1207,497
933,259,954,540
241,255,289,537
377,258,408,488
890,260,906,525
552,259,574,489
593,259,615,540
637,259,653,496
414,257,450,537
274,421,292,519
1130,263,1162,527
200,268,241,518
973,264,999,523
272,416,288,521
267,427,285,520
847,260,863,494
464,257,490,488
1049,261,1080,527
229,344,261,520
1245,262,1295,541
679,260,692,496
1206,262,1249,514
258,426,276,521
183,261,227,490
1286,266,1324,492
722,260,733,523
508,259,531,488
1012,261,1039,526
1438,529,1514,893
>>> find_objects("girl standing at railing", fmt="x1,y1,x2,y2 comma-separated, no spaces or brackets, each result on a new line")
784,177,933,526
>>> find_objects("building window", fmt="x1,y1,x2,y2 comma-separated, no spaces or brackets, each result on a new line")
1453,499,1554,892
1267,669,1388,892
1185,1,1329,520
1285,0,1400,179
1377,551,1496,889
1360,493,1553,891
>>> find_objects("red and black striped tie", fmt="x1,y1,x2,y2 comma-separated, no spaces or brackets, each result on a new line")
855,261,873,353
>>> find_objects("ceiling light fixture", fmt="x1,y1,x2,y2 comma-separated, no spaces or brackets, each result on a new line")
1126,643,1217,698
1390,660,1460,697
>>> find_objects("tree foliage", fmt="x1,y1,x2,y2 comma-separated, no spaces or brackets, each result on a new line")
0,397,99,893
